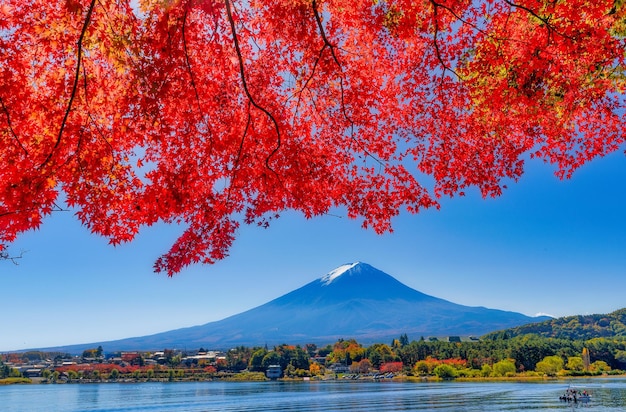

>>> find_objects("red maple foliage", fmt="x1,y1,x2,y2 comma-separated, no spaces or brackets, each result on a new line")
1,0,624,274
55,363,140,374
379,361,403,373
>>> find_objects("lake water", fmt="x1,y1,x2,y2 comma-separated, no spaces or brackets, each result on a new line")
2,378,626,411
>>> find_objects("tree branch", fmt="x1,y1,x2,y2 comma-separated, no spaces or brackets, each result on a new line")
310,2,354,134
503,0,573,40
0,96,28,156
182,8,208,130
311,0,341,67
290,44,325,119
0,249,24,265
311,0,385,167
224,0,281,173
81,63,115,168
39,0,97,170
429,1,461,80
226,101,252,207
430,0,487,35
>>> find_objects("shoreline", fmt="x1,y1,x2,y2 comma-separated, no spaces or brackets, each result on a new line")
4,372,625,386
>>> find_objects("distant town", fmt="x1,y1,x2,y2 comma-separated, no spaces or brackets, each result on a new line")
2,332,626,384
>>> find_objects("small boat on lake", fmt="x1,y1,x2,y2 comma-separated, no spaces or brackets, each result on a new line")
559,387,591,403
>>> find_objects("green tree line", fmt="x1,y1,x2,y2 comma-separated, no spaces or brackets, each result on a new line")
0,360,22,380
219,334,626,377
5,328,626,381
483,308,626,340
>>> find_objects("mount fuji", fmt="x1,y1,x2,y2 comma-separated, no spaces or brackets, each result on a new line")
47,262,549,352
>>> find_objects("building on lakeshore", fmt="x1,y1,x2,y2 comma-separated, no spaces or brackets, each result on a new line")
266,365,282,379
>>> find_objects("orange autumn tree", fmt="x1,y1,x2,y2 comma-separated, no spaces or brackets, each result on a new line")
1,0,624,274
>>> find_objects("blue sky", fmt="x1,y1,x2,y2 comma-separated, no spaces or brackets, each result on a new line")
1,151,625,352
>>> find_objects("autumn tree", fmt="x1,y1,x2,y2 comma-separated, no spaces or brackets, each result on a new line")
365,343,397,368
328,339,365,364
590,360,612,372
535,355,564,376
248,348,268,372
566,356,584,372
1,0,624,274
304,343,318,357
582,347,591,371
261,351,281,370
350,358,372,374
379,361,403,373
226,345,253,371
0,361,22,379
309,362,322,376
491,359,517,377
272,344,310,370
109,368,120,381
82,346,103,360
433,363,457,380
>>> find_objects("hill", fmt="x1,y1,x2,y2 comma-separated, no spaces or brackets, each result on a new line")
42,262,549,353
483,308,626,340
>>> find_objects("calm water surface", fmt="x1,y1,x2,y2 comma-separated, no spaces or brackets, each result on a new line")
2,378,626,411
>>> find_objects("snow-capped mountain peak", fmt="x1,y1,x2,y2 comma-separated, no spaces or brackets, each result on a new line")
320,262,359,285
41,262,551,351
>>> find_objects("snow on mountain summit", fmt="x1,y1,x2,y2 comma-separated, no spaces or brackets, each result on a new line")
42,262,552,351
320,262,359,285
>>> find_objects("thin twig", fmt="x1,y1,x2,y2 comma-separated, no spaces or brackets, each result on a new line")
0,250,24,265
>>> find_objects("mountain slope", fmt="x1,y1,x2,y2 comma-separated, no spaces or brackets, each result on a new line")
45,262,549,352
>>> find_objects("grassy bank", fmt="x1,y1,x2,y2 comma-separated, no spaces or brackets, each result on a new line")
0,377,32,385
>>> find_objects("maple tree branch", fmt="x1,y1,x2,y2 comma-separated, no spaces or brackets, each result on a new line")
234,103,252,173
0,96,28,156
311,0,385,168
0,202,66,219
430,1,487,35
0,249,24,265
311,0,341,67
39,0,97,170
429,1,461,80
182,8,216,144
81,64,115,161
224,0,281,173
290,46,325,118
310,0,350,122
503,0,573,41
504,0,551,26
310,5,351,129
182,9,204,123
226,101,252,207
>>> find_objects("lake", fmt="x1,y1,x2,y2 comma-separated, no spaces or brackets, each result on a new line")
2,378,626,411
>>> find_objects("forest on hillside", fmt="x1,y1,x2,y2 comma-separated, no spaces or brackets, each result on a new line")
483,308,626,340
